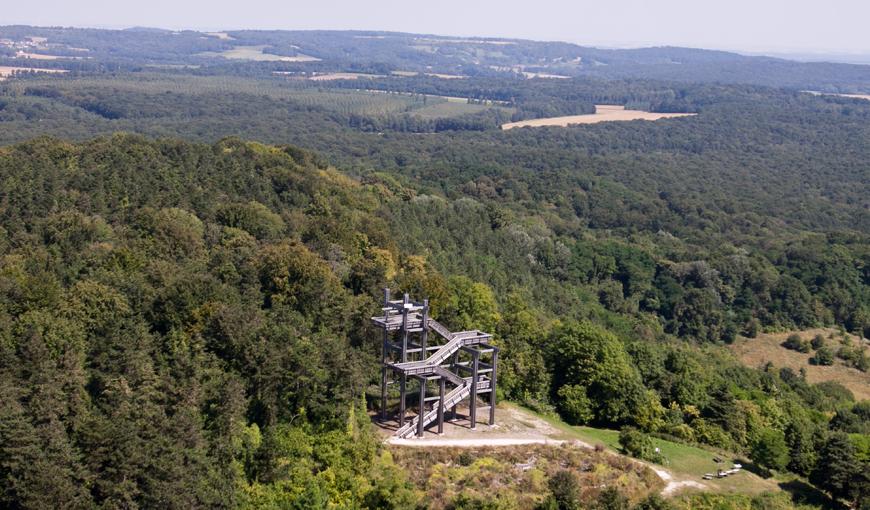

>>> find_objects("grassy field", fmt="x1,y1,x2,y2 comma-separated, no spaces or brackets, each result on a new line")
508,403,779,495
730,328,870,400
410,100,515,119
502,105,695,129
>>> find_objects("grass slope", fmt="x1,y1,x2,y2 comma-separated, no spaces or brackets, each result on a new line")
509,403,779,496
730,328,870,401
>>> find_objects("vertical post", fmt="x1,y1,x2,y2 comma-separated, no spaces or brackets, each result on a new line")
489,347,498,425
380,288,390,420
470,349,479,429
450,350,460,421
421,299,429,361
401,293,409,362
399,374,406,427
417,377,426,437
438,377,445,434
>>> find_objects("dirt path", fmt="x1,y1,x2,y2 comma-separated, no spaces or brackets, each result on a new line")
647,465,708,496
388,437,569,447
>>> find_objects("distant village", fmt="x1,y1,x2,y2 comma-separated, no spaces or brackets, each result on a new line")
0,35,89,59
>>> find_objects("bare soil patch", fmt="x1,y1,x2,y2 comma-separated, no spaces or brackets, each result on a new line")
730,328,870,400
502,105,695,129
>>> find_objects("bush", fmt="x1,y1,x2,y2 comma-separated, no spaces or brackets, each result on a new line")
596,487,629,510
810,347,835,366
618,427,664,464
783,333,810,353
547,470,581,510
811,334,825,350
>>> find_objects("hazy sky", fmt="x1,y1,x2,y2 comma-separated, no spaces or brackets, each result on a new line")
3,0,869,54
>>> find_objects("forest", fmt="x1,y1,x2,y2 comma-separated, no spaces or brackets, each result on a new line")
0,24,869,510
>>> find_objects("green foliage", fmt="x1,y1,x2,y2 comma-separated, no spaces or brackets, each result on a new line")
783,334,811,353
546,470,582,510
809,347,834,366
618,427,664,464
550,321,645,426
443,275,501,333
809,432,860,504
557,385,595,425
750,428,789,474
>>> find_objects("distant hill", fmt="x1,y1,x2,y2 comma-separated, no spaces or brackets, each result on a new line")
3,25,870,90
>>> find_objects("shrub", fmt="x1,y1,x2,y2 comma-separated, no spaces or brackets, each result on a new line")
458,452,475,467
783,333,810,353
596,487,629,510
547,470,581,510
810,347,835,366
618,427,664,464
811,334,825,350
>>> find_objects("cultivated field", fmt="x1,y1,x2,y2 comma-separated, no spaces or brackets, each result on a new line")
501,105,696,129
730,328,870,400
204,32,234,40
838,93,870,101
199,45,320,62
390,70,467,79
308,72,383,81
522,71,570,79
411,100,515,119
0,66,68,80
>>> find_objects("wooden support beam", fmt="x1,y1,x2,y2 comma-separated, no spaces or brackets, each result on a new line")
438,377,445,434
489,347,498,425
470,350,479,429
417,376,426,437
399,373,406,427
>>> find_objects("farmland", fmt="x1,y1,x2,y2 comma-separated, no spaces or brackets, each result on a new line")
501,104,696,129
198,44,320,62
0,66,68,80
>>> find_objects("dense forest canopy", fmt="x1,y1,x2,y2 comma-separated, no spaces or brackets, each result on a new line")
0,25,868,510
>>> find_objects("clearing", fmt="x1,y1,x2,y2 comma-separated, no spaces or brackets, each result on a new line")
199,45,320,62
378,402,777,498
730,328,870,400
0,66,68,80
501,104,696,129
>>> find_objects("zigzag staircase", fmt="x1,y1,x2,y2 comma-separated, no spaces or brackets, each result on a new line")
389,318,491,438
374,291,498,439
395,377,491,438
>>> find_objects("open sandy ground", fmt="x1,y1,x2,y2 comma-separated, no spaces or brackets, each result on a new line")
502,105,695,129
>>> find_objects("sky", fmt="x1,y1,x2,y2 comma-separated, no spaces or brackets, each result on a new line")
2,0,869,55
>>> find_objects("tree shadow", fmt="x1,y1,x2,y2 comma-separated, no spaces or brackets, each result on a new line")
778,479,845,510
732,458,768,478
